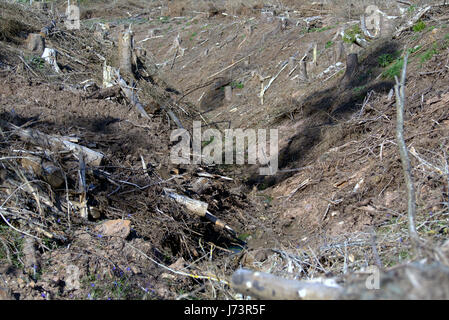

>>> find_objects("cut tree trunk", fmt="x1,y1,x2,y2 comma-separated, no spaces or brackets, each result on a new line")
340,53,359,89
299,60,308,81
224,85,232,102
118,28,134,79
334,40,345,63
26,33,45,54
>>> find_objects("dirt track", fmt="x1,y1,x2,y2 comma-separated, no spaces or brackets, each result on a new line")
1,0,449,300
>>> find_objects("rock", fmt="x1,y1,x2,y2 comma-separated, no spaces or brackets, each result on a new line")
17,278,25,289
65,265,81,291
0,287,14,300
95,219,131,239
168,257,186,271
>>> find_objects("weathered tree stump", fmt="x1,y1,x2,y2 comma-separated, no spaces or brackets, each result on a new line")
299,60,308,81
118,28,134,79
339,53,359,89
224,85,232,102
334,40,345,63
26,33,45,54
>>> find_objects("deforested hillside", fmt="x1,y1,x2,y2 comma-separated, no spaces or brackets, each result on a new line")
1,0,449,301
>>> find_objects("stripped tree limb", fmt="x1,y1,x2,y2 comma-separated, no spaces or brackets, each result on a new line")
231,269,343,300
208,55,252,79
260,61,289,105
394,53,420,252
163,188,239,238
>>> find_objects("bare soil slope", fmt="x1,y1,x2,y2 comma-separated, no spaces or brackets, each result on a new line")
1,0,449,300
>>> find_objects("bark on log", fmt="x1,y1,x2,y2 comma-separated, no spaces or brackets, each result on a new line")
334,40,345,63
340,53,359,89
164,189,209,216
118,28,134,78
163,188,238,237
231,269,343,300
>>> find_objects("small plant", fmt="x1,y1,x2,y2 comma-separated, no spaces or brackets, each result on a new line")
159,16,169,24
408,5,417,13
202,136,215,148
343,25,362,44
382,58,404,79
189,32,197,41
378,53,395,67
231,81,244,89
325,41,334,49
407,45,422,54
28,56,45,69
0,225,25,268
419,49,437,63
413,20,426,32
309,25,334,33
419,43,438,64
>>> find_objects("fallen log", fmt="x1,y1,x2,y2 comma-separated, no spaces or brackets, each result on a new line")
231,269,343,300
163,188,239,238
5,123,104,166
86,85,120,99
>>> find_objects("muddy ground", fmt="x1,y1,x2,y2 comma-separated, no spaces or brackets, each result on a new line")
1,0,449,300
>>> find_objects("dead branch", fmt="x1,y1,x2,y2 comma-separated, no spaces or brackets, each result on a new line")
115,70,151,119
394,6,432,38
207,55,251,79
394,53,420,250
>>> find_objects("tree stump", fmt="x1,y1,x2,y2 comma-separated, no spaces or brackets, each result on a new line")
339,53,359,89
299,60,308,81
334,40,345,63
224,85,232,102
118,28,134,79
26,33,45,54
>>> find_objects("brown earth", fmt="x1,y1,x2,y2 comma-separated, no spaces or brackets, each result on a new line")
1,0,449,300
